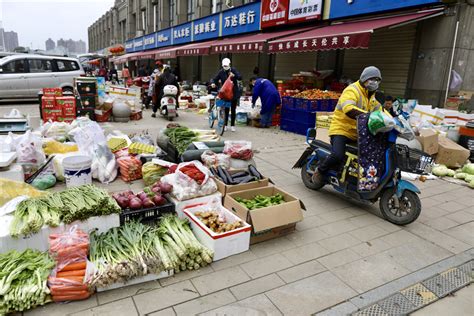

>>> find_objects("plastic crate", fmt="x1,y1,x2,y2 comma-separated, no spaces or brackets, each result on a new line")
280,119,294,132
294,110,316,125
281,108,296,121
294,98,338,112
95,109,112,122
119,200,175,225
282,96,295,109
293,124,313,136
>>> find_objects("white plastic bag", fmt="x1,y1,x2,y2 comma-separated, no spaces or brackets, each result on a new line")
4,109,23,118
201,151,230,169
223,141,253,160
14,130,46,166
449,70,462,92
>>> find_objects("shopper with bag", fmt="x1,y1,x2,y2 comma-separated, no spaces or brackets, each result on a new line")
211,58,242,132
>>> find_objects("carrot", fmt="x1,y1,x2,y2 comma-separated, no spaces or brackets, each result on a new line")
49,285,88,292
52,291,91,302
56,244,89,257
49,276,84,283
57,269,86,278
50,288,89,296
59,262,87,272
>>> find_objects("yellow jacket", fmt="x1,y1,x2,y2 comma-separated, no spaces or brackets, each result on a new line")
329,81,381,140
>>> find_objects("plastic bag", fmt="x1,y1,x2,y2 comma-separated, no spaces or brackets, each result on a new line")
44,122,71,142
0,196,28,217
218,76,234,101
0,179,47,207
4,109,23,118
201,150,230,169
14,130,46,166
449,70,462,92
49,226,89,264
223,141,253,160
130,133,154,146
161,161,217,201
368,111,396,135
43,140,78,155
142,161,168,186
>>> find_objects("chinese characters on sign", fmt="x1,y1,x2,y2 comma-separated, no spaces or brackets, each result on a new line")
288,0,322,22
212,42,264,53
125,41,134,53
156,28,172,47
261,0,289,28
193,15,220,41
268,33,371,52
222,2,261,36
144,34,156,49
178,48,209,56
133,37,144,51
173,22,192,45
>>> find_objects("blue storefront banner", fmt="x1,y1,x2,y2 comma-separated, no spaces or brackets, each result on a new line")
143,33,157,50
326,0,441,20
133,37,144,51
221,1,261,37
125,40,134,53
193,14,220,42
172,22,193,45
156,28,172,48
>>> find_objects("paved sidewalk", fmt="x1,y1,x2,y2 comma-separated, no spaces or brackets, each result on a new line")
2,104,473,315
412,285,473,315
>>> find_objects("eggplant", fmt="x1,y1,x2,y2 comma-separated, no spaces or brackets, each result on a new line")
231,171,248,179
222,168,234,185
248,165,263,180
209,167,218,177
216,166,230,184
235,175,255,184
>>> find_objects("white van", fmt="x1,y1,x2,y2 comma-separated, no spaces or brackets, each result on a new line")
0,54,85,99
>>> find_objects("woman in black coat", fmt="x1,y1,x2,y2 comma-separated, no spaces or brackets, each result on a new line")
211,58,242,132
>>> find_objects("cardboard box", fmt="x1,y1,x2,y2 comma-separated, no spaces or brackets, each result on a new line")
56,96,76,116
316,112,333,129
184,204,251,261
76,80,97,95
78,95,97,108
435,136,470,168
167,192,222,218
42,88,62,97
416,129,438,155
215,169,271,197
41,96,56,109
224,186,304,244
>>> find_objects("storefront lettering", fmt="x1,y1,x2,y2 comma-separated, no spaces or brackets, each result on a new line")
290,5,317,17
343,36,350,45
262,10,285,22
331,37,338,45
224,10,256,29
294,41,299,48
311,39,317,47
157,34,169,42
321,38,327,46
174,27,191,39
144,36,154,45
302,40,308,47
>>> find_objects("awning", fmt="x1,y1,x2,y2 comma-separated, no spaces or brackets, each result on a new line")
268,10,443,53
176,40,220,57
210,27,313,54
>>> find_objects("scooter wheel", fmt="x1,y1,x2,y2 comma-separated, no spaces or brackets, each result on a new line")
301,162,324,191
379,189,421,225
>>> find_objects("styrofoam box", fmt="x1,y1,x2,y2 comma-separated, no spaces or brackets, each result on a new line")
167,192,222,219
0,214,120,253
96,270,173,292
183,204,251,261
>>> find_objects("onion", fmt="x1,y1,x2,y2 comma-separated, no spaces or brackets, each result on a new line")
143,198,155,208
116,196,129,209
137,191,148,201
151,186,161,194
158,182,173,194
152,194,166,206
129,198,143,210
112,193,123,200
122,190,135,197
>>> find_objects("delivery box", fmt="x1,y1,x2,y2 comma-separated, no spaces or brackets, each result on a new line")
184,200,251,261
224,186,304,244
416,129,438,155
215,169,271,197
435,136,470,168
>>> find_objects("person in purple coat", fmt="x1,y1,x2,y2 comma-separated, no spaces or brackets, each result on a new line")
250,77,281,128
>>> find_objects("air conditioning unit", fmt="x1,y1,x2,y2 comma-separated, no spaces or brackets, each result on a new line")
136,30,144,37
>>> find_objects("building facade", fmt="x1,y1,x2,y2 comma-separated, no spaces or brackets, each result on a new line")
0,29,19,52
45,38,56,51
57,38,87,54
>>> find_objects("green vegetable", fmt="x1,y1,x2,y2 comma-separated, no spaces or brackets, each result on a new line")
461,163,474,175
164,127,198,155
235,194,285,210
455,173,468,180
31,174,57,190
0,249,55,314
469,179,474,188
446,169,456,177
432,166,449,177
464,174,474,183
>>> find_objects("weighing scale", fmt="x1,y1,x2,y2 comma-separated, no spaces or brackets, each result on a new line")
0,118,30,134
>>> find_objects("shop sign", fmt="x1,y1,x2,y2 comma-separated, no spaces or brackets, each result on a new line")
133,37,144,51
211,42,264,54
125,40,134,53
221,2,261,37
193,14,220,41
173,22,193,45
325,0,441,20
288,0,322,23
156,28,172,47
261,0,289,28
143,33,156,50
268,33,371,52
178,47,210,56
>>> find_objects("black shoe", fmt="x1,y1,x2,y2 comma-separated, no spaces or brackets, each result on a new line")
151,113,156,118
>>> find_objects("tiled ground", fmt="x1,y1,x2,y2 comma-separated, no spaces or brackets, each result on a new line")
2,103,472,315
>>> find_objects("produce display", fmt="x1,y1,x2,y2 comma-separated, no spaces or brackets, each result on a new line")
223,141,253,160
112,181,172,210
129,142,157,155
0,249,55,314
164,126,220,156
142,161,173,186
0,178,46,207
431,163,474,188
194,210,243,233
107,137,128,152
210,165,263,185
43,140,78,155
235,193,285,210
179,163,206,185
117,156,143,182
293,89,341,100
89,217,213,287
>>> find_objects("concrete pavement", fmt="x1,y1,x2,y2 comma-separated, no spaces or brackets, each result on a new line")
1,102,473,315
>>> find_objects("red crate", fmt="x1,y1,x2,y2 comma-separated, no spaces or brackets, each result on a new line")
130,110,143,121
95,109,112,122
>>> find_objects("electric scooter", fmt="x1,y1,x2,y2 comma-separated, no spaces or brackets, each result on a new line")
159,85,178,121
293,116,433,225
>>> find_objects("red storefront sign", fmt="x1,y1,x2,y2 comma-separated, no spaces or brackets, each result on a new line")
268,33,371,53
261,0,289,28
211,42,265,54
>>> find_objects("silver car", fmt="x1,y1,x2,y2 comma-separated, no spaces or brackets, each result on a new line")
0,54,85,99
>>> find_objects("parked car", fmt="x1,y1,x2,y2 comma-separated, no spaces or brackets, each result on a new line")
0,54,85,99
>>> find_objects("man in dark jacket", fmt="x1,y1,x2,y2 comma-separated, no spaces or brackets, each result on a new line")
211,58,242,132
250,77,281,128
152,66,179,117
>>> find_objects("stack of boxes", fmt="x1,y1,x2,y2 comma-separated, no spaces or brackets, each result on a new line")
75,77,98,120
41,88,76,123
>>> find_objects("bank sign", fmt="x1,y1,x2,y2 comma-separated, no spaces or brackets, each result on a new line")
222,2,261,37
325,0,442,20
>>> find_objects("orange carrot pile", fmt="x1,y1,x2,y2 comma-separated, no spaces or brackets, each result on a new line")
117,156,143,182
47,228,92,302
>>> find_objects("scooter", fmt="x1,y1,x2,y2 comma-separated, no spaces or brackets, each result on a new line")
160,85,178,121
293,116,433,225
133,77,150,106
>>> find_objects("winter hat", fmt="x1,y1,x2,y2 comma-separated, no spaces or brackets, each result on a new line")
360,66,382,83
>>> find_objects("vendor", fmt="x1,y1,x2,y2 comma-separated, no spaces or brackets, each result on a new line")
250,77,281,128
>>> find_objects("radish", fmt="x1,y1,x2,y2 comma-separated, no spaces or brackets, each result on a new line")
158,182,173,194
137,191,148,201
116,196,129,209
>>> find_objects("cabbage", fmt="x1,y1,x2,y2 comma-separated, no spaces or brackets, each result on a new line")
464,174,474,183
461,163,474,175
469,179,474,189
446,169,456,177
432,166,449,177
455,173,468,179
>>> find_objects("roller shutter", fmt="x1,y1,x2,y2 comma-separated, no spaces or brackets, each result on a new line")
231,53,259,85
201,55,220,83
342,24,416,98
274,52,317,81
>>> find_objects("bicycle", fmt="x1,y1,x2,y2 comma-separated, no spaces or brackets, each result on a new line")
208,98,230,136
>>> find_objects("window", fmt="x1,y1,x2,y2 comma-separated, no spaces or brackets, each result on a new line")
55,60,80,72
169,0,176,25
28,59,52,73
1,59,26,73
187,0,196,21
212,0,223,13
141,10,146,32
153,4,157,32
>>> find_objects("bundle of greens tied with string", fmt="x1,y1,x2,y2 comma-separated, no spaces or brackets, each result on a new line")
88,215,213,288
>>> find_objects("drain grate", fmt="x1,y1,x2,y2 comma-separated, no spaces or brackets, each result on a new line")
378,293,416,315
457,261,473,281
422,274,456,298
354,304,388,316
440,268,471,289
400,283,437,308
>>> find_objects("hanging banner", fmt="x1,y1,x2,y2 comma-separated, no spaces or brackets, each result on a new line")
193,14,220,41
173,22,193,45
156,28,172,48
268,33,371,53
143,33,157,50
261,0,289,28
221,2,261,37
288,0,322,23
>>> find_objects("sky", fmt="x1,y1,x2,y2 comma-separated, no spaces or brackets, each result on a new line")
0,0,115,50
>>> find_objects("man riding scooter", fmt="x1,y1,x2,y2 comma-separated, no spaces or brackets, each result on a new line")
314,66,383,182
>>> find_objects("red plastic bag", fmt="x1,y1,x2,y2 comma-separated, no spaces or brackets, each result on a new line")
223,141,253,160
218,76,234,101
